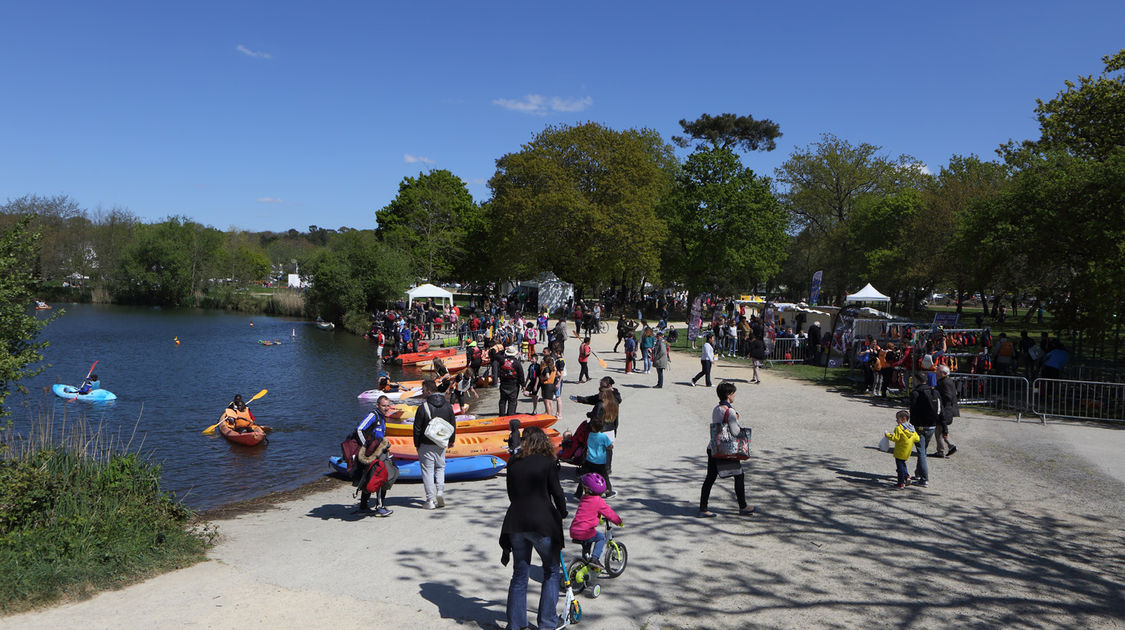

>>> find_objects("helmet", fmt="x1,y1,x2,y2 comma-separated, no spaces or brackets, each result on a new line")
580,473,606,495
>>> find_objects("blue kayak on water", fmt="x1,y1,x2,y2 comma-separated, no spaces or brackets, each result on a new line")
329,455,506,481
52,384,118,402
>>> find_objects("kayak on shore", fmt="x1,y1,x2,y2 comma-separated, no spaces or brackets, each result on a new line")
356,387,423,401
329,454,505,481
385,428,561,461
393,347,457,365
51,383,117,402
384,413,556,437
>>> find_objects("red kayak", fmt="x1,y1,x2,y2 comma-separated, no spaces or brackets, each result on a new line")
395,347,459,365
218,421,267,446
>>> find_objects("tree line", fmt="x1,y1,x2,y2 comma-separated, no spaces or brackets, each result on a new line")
2,49,1121,341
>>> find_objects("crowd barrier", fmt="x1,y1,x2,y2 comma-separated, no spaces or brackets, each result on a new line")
1031,378,1125,424
766,337,808,364
949,374,1032,422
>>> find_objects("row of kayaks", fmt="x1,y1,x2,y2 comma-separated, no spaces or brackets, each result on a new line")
329,414,562,482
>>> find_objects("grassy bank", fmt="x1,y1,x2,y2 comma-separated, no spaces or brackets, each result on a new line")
38,285,306,318
0,412,212,614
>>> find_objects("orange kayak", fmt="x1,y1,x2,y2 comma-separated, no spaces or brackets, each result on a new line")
218,420,267,446
387,428,561,461
385,413,557,437
419,354,468,372
395,347,458,365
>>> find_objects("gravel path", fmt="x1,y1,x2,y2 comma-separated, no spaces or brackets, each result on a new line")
6,330,1124,629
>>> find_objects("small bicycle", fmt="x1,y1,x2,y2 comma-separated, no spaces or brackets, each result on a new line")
566,519,628,598
558,548,582,627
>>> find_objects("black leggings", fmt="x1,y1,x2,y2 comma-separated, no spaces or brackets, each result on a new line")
578,361,590,381
692,360,713,386
699,451,745,512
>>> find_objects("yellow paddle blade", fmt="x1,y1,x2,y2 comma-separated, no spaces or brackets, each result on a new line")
248,388,268,403
597,355,608,369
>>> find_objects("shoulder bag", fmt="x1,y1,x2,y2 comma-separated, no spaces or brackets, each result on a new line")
709,406,751,460
422,402,455,448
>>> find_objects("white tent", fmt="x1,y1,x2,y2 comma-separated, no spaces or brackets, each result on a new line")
845,283,891,303
407,283,454,308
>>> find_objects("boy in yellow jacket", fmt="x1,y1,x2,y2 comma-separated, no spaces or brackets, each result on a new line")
885,410,920,489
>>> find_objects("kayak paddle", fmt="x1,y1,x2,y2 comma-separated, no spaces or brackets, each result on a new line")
68,360,99,403
203,388,268,435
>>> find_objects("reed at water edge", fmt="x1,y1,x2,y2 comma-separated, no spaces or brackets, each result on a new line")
0,402,213,613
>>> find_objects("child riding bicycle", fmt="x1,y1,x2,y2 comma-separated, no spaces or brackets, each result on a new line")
569,473,622,569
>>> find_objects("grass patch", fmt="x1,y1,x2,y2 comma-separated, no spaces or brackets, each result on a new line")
0,411,213,614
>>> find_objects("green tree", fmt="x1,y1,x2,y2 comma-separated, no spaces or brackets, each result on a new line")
304,230,411,323
0,216,54,419
116,217,223,305
663,146,789,294
673,113,782,153
489,122,676,291
775,133,925,303
987,50,1125,337
375,170,480,282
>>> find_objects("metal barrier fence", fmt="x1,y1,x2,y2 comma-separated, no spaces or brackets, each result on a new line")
1031,378,1125,423
949,374,1032,422
766,337,809,364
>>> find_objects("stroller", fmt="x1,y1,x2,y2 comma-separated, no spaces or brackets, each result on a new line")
557,420,591,467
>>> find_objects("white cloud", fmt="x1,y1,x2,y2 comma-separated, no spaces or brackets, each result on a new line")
914,163,932,175
404,154,435,164
236,45,273,59
256,197,284,203
461,177,488,186
492,94,592,115
550,96,593,112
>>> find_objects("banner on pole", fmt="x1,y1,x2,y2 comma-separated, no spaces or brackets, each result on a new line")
810,270,823,306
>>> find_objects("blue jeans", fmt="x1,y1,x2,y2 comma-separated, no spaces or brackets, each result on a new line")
506,533,560,630
895,458,909,485
914,427,933,482
580,530,607,561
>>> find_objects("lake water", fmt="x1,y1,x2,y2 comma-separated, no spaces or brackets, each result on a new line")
8,303,486,511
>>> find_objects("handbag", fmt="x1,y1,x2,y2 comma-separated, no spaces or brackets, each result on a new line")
340,434,362,474
709,406,751,460
422,403,455,448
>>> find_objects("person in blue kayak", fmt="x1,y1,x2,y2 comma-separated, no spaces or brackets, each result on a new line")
77,374,100,395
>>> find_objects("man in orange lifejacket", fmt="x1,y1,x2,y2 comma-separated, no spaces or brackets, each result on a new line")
224,394,257,432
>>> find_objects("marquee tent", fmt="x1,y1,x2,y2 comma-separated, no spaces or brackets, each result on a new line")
845,283,891,303
407,283,454,308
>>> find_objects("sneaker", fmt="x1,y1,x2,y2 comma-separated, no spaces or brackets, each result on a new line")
915,480,929,488
424,500,437,510
697,511,717,518
947,445,958,456
931,452,945,458
588,558,605,570
436,496,446,508
374,507,393,517
689,381,696,387
739,506,756,515
896,483,905,489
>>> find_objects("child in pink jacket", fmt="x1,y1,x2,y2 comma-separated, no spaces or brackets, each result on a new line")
569,472,623,569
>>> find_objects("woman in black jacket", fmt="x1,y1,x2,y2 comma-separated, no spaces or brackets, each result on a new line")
500,427,568,630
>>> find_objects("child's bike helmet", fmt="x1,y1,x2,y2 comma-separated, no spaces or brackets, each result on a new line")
580,473,607,495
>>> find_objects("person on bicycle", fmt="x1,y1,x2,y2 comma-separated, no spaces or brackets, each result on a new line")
569,473,622,570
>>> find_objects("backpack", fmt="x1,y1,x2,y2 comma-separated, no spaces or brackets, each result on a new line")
909,383,942,427
499,358,517,380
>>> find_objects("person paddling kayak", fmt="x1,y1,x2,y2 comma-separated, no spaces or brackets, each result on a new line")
225,394,257,432
77,374,101,395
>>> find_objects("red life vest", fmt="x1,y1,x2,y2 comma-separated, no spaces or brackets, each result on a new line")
499,358,517,380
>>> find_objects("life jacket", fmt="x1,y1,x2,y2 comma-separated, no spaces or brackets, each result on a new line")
470,346,483,362
224,407,255,430
541,368,557,385
376,332,384,345
499,357,518,380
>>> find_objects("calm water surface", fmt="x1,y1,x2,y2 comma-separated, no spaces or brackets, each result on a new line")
10,303,478,511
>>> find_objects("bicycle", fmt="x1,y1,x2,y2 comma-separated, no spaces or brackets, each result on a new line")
597,319,609,334
558,548,582,627
566,519,628,598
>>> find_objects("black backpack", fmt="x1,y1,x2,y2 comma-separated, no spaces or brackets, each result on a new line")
909,382,942,426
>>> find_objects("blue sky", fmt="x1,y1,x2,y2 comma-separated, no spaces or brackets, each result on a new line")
2,2,1122,232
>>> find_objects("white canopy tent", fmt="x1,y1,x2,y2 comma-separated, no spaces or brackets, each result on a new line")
845,283,891,303
407,283,454,308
